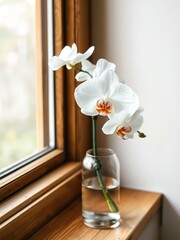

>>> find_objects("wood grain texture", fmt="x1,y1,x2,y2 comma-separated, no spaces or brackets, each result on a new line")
36,0,44,150
29,188,162,240
1,167,81,240
75,0,92,162
1,162,81,223
53,0,65,150
0,150,64,200
64,0,92,162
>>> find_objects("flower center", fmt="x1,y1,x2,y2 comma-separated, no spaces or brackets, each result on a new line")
96,98,113,116
116,126,132,138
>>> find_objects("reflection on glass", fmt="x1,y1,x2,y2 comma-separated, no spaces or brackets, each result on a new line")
0,0,54,172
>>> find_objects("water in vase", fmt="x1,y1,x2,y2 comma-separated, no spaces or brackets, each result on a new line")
82,176,120,229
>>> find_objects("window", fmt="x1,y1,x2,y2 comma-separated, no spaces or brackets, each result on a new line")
0,0,65,199
1,0,92,238
1,0,91,203
0,0,56,178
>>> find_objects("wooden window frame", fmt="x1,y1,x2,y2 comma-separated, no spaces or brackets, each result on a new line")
36,0,50,149
1,1,91,238
0,0,91,202
0,0,64,200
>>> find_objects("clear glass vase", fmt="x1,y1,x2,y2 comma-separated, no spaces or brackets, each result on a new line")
82,148,120,229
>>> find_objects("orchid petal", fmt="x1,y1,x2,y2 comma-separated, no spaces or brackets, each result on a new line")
127,108,144,134
59,43,77,61
96,70,120,97
81,60,96,72
109,82,139,118
75,60,95,81
102,111,131,135
97,58,116,71
93,59,116,78
74,80,100,116
103,107,144,138
72,46,95,65
48,56,65,71
66,64,73,70
75,72,90,81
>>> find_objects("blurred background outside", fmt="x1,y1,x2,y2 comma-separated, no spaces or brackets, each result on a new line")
0,0,37,170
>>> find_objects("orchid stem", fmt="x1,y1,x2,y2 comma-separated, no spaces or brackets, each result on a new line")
92,116,119,213
71,64,119,212
69,64,93,78
92,116,98,156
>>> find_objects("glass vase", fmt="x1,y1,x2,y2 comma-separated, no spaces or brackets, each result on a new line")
82,148,120,229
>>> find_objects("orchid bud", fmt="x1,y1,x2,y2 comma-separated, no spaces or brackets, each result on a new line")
138,131,146,138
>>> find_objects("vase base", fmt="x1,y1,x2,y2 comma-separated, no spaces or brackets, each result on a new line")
82,210,120,229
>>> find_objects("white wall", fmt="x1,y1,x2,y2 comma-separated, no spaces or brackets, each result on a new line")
91,1,180,239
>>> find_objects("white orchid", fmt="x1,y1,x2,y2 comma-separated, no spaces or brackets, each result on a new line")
75,58,116,81
102,107,144,139
49,43,95,70
74,70,139,118
48,43,145,140
48,43,145,217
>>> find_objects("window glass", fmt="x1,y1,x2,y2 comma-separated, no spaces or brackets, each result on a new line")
0,0,54,174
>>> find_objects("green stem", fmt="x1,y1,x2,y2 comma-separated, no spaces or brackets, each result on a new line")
92,116,98,156
69,64,93,78
70,63,119,212
92,116,119,212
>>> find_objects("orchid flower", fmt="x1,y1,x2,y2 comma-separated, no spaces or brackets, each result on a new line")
102,107,144,139
49,43,95,70
74,70,139,118
75,60,96,81
75,58,116,81
48,43,146,216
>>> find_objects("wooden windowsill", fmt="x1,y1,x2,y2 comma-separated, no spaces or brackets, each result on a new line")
1,162,82,240
30,188,162,240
